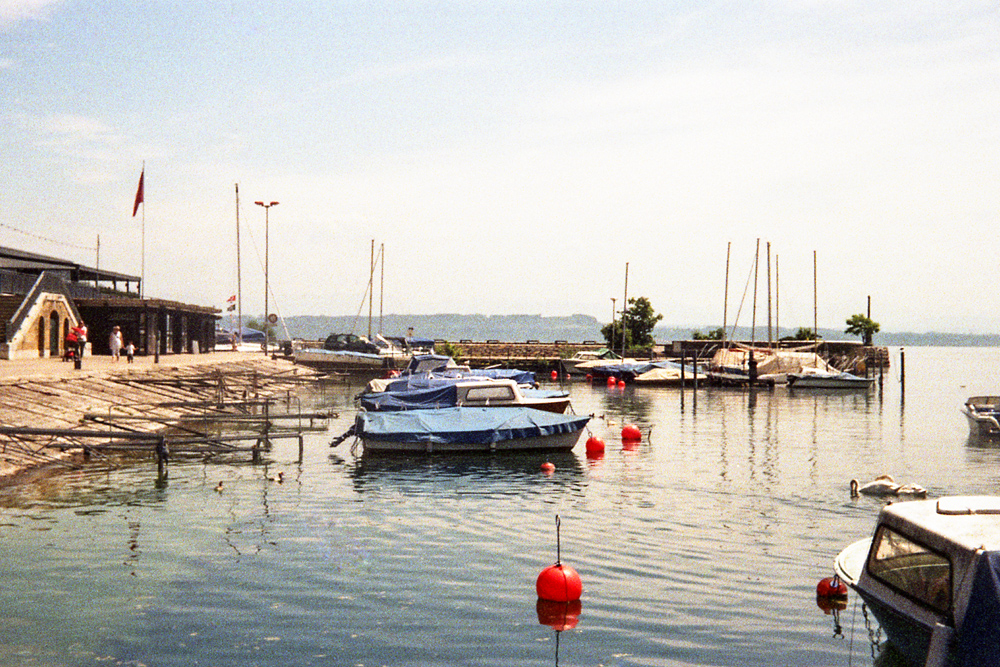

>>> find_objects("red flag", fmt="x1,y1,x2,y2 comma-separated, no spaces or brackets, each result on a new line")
132,169,144,216
226,294,236,303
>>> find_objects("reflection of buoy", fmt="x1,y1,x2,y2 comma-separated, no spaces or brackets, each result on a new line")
585,436,605,457
536,515,583,602
816,575,848,599
551,370,558,381
816,594,847,613
536,598,582,631
621,424,642,441
541,461,556,474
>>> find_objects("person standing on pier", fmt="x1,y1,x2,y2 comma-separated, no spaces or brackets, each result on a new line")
110,325,123,362
125,340,135,363
73,321,87,358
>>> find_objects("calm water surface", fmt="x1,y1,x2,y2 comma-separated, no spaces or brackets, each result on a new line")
4,347,1000,667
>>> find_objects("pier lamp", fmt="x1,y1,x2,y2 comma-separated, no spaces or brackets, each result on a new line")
254,200,279,355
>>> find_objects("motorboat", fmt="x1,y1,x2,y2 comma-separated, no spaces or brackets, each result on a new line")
363,354,536,394
833,496,1000,667
633,360,707,386
359,378,572,413
294,333,410,373
787,370,874,389
560,348,621,376
349,406,592,453
961,396,1000,437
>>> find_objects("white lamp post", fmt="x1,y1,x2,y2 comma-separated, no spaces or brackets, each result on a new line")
254,200,279,354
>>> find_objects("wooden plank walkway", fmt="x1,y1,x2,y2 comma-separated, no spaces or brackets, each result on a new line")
0,355,325,480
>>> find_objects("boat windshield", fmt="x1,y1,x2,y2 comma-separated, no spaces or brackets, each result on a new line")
868,525,952,614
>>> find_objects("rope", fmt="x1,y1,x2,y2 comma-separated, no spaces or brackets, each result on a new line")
0,222,96,252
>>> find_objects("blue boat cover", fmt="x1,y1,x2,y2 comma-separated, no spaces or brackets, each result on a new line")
360,385,461,411
383,369,535,392
357,407,590,445
958,550,1000,667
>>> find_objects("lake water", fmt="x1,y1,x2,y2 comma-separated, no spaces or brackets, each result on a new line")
3,346,1000,667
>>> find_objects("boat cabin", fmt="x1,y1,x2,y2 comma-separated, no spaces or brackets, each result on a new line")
836,496,1000,667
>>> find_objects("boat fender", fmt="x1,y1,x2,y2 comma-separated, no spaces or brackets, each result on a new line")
816,575,848,599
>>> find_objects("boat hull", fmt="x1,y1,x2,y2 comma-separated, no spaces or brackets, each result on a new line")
962,397,1000,436
356,407,590,454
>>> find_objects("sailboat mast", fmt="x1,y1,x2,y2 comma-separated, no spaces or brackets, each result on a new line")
379,243,384,336
813,250,819,363
235,183,242,344
751,239,759,346
775,254,780,342
723,241,730,345
368,239,374,340
766,241,772,348
622,262,629,359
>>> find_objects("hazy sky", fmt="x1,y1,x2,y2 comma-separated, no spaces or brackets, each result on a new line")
3,1,998,333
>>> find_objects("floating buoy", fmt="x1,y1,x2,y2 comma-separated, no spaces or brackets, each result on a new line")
550,370,558,381
586,374,593,382
585,436,605,457
621,424,642,441
536,515,582,602
816,575,848,599
606,376,616,387
536,598,582,631
541,461,556,473
617,380,626,389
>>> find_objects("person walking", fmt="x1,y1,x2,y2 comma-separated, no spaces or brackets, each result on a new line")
109,326,123,362
125,340,135,363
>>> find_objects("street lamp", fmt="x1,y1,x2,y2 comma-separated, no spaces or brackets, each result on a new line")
610,297,617,351
254,200,279,355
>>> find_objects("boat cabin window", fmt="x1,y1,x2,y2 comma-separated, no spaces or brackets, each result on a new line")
464,386,516,402
868,526,951,614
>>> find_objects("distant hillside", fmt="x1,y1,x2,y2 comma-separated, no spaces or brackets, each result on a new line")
274,314,1000,347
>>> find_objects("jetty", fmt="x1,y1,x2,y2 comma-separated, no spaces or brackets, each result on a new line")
0,352,325,481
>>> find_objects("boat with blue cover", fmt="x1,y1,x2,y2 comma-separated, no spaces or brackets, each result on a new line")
833,496,1000,667
359,379,571,413
349,406,591,453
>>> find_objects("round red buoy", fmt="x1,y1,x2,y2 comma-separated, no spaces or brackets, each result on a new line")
586,373,593,382
816,576,848,599
536,563,582,602
606,376,616,387
585,436,605,456
541,461,556,474
550,370,558,381
621,424,642,441
536,598,582,631
617,380,626,389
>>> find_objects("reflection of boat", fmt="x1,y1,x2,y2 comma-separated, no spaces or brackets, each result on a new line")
962,396,1000,437
561,348,621,376
833,496,1000,667
787,370,874,389
360,379,571,413
353,406,591,453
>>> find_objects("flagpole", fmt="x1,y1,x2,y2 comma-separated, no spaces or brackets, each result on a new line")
140,161,145,298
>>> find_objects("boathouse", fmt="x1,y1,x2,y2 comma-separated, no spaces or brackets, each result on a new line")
0,246,218,359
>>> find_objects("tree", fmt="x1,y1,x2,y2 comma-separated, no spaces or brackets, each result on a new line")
601,296,663,351
845,314,880,346
692,327,724,341
780,327,818,342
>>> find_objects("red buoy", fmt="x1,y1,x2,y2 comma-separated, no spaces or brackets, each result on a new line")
816,575,848,599
585,436,605,457
606,376,616,387
550,370,558,381
536,563,582,602
621,424,642,441
617,380,626,389
586,373,593,382
541,461,556,474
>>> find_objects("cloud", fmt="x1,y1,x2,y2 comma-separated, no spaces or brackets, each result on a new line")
0,0,63,30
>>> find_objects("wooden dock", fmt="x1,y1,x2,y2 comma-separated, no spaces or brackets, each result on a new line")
0,356,327,481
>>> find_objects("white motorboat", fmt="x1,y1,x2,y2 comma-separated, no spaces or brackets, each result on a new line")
293,333,410,373
560,348,621,376
787,370,874,389
833,496,1000,667
961,396,1000,437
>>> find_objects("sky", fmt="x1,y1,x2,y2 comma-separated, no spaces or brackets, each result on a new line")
2,1,998,334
